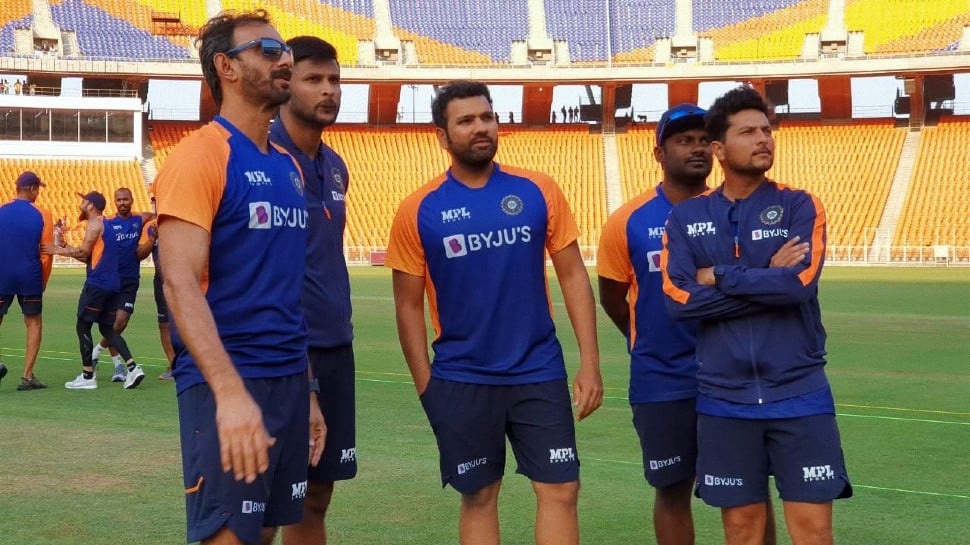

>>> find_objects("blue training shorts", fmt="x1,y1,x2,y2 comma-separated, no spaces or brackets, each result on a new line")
178,374,310,545
307,345,357,483
420,377,579,494
0,293,42,316
695,413,853,507
631,398,697,489
76,284,119,325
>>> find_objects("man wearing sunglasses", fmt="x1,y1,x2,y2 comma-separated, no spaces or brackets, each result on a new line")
269,37,356,545
153,10,324,545
598,104,780,545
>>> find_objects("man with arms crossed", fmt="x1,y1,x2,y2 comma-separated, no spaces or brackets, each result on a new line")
0,171,53,390
92,187,155,382
153,11,323,545
270,36,358,545
599,104,778,545
49,191,145,390
388,80,603,545
661,86,851,545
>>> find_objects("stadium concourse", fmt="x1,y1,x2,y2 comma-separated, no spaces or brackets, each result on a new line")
1,0,969,264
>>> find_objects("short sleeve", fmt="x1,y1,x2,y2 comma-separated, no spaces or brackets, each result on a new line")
531,172,579,256
153,125,229,233
597,205,633,283
385,193,427,276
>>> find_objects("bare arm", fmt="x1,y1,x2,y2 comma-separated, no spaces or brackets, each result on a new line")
43,218,100,262
159,217,275,483
551,242,603,420
136,224,156,261
392,270,432,396
597,276,631,336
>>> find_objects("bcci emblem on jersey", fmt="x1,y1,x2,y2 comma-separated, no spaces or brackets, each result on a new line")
332,168,345,192
759,205,784,225
500,194,524,216
290,171,304,197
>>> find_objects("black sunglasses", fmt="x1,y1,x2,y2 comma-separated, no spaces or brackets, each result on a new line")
225,38,292,60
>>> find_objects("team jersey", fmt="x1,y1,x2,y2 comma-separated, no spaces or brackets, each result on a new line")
597,185,698,403
139,218,161,281
86,217,120,292
0,198,53,294
386,164,578,385
154,116,309,394
106,214,144,280
269,120,353,348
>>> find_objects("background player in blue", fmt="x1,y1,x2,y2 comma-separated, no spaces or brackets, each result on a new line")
662,86,851,545
153,11,324,545
599,105,779,545
387,81,603,545
46,191,144,390
269,36,356,545
92,187,155,382
0,171,53,391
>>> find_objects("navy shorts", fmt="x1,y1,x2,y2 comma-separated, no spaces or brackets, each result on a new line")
153,273,168,324
420,377,579,494
178,374,310,545
115,277,139,314
695,413,853,507
632,398,697,489
76,284,120,325
0,294,42,316
307,345,357,483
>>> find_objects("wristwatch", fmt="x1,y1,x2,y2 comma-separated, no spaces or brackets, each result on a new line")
713,265,725,288
308,379,320,393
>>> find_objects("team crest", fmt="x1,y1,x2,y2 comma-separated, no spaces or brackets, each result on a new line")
331,168,345,192
500,194,524,216
290,171,304,197
759,205,784,225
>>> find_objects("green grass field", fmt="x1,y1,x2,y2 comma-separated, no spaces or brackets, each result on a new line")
0,266,968,544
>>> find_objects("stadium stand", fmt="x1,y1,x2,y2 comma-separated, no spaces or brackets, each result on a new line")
0,8,34,56
0,158,150,245
846,0,970,55
544,0,609,62
697,0,830,61
895,117,970,261
50,0,193,59
147,121,202,171
609,0,676,63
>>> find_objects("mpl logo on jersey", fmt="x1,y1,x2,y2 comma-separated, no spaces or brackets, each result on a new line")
340,448,357,463
751,228,789,241
249,201,308,230
441,207,471,223
802,465,836,482
442,226,533,259
291,480,308,500
648,226,665,239
647,250,662,272
244,170,273,186
549,447,576,464
686,222,716,237
241,500,266,514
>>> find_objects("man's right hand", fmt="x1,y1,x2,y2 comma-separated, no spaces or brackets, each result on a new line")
770,236,810,268
216,389,276,483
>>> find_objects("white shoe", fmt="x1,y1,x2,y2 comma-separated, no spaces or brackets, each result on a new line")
91,344,104,362
65,373,97,390
123,365,145,389
111,363,127,382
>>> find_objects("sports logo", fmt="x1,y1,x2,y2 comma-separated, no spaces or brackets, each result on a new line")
443,234,468,258
340,448,357,463
241,500,266,514
332,168,345,192
759,205,784,225
751,228,789,241
703,474,744,487
647,250,662,272
249,202,272,229
549,447,576,463
649,455,681,470
500,194,524,216
802,465,836,482
291,480,307,500
290,170,304,197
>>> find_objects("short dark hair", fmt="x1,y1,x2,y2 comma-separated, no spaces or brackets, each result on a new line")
196,10,273,105
287,36,338,64
705,86,771,142
431,80,492,129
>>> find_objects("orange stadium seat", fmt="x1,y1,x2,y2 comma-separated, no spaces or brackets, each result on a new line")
1,0,34,26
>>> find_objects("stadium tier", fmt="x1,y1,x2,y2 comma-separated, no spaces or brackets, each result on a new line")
895,117,970,260
0,158,150,246
846,0,970,55
148,121,202,171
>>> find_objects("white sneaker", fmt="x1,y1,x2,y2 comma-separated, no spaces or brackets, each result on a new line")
111,362,127,382
65,373,97,390
91,344,104,362
123,365,145,389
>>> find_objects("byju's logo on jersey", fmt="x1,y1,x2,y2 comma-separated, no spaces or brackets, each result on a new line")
751,228,789,241
443,234,468,258
457,457,486,475
647,250,662,272
759,205,784,225
686,222,716,237
649,455,682,470
500,194,524,216
703,474,744,487
241,500,266,514
441,207,471,223
249,202,272,229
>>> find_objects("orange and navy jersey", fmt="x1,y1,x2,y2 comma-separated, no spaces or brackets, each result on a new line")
597,185,697,403
661,179,829,405
386,164,578,385
85,217,120,291
154,116,308,393
106,214,145,280
0,198,53,294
